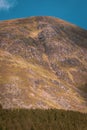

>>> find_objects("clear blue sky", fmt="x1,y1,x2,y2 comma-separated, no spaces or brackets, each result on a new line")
0,0,87,29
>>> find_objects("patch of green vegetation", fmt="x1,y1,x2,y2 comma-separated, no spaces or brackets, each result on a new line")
0,109,87,130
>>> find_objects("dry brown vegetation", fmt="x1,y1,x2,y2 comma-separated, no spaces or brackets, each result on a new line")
0,109,87,130
0,16,87,112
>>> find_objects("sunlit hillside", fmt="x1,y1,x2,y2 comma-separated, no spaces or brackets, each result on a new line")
0,16,87,112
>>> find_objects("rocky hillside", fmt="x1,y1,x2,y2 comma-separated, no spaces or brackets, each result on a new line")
0,16,87,112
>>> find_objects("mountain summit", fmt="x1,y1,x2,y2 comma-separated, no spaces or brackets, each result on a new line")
0,16,87,112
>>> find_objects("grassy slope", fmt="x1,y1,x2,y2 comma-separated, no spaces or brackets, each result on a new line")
0,16,87,112
0,109,87,130
0,49,87,112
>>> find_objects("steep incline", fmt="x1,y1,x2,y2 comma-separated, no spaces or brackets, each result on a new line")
0,16,87,112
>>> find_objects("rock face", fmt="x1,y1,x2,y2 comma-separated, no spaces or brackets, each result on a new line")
0,16,87,112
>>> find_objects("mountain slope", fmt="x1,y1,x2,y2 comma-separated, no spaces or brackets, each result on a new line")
0,16,87,112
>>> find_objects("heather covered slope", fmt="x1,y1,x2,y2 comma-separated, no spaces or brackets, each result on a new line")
0,16,87,112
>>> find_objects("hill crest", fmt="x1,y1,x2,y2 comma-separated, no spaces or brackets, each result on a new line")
0,16,87,112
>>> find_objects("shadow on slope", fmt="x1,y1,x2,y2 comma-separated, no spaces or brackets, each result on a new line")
78,83,87,105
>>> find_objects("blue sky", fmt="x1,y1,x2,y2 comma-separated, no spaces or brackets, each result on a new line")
0,0,87,29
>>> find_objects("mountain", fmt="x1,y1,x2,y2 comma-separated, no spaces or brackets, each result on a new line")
0,16,87,112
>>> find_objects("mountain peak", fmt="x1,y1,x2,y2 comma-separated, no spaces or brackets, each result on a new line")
0,16,87,112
